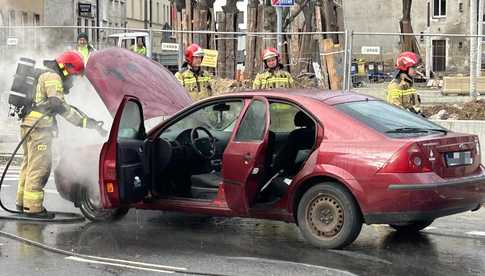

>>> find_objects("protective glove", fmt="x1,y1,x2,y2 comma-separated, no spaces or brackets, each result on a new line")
86,118,108,137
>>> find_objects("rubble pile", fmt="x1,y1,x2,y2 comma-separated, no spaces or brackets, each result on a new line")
423,100,485,120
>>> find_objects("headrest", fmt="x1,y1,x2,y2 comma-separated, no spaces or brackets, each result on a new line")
294,111,313,128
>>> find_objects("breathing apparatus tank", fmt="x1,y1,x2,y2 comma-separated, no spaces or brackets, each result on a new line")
7,57,42,119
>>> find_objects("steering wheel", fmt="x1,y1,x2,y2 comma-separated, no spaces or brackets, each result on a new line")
190,127,216,159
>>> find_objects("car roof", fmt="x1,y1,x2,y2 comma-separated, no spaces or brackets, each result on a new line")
222,89,377,105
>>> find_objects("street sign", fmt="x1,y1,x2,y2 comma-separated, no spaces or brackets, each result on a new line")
201,49,218,68
361,46,381,55
271,0,295,7
6,37,18,46
161,43,179,51
78,3,93,17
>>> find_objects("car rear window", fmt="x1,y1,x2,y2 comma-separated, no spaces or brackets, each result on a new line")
334,100,447,137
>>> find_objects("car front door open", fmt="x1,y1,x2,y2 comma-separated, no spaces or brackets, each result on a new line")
99,95,150,208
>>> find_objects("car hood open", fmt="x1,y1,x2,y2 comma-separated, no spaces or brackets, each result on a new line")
85,48,192,119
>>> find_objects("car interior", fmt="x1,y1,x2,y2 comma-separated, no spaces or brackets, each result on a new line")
149,99,317,205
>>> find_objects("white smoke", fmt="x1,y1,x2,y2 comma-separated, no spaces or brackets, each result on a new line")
0,26,114,207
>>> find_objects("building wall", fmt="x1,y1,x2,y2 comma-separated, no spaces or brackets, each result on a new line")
126,0,172,55
43,0,97,49
0,0,44,51
343,0,472,74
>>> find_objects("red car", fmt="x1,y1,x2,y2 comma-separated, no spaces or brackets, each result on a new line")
56,49,485,249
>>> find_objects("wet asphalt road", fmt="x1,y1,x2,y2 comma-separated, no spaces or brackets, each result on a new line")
0,178,484,276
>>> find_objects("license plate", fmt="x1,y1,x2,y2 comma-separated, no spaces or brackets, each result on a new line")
445,151,473,167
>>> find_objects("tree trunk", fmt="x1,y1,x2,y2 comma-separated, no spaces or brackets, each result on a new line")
400,0,420,54
185,0,192,45
288,3,304,74
244,0,259,79
216,11,226,78
314,2,330,89
223,0,238,79
296,1,314,74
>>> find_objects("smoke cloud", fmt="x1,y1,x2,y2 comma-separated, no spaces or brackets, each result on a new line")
0,26,113,208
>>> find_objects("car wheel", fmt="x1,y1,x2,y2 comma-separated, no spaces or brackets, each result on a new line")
79,188,129,222
389,220,434,232
297,182,362,249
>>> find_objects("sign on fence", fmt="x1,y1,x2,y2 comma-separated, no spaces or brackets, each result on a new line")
361,46,381,55
271,0,295,7
161,43,179,51
6,37,18,46
201,49,219,68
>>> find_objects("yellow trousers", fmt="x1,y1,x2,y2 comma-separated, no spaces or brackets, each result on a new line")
16,126,53,213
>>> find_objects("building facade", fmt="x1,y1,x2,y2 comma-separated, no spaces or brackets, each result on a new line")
0,0,44,51
42,0,127,49
344,0,477,75
126,0,173,57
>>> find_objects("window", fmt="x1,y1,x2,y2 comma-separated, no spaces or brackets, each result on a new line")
335,101,447,138
433,0,446,17
85,19,89,33
140,0,143,19
269,102,300,133
77,17,82,34
91,19,96,42
34,14,40,25
160,101,244,140
9,10,15,25
432,39,446,72
118,101,144,139
235,100,267,141
21,12,27,25
157,2,160,23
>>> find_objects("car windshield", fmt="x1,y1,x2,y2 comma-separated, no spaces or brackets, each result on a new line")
334,100,448,137
161,101,244,138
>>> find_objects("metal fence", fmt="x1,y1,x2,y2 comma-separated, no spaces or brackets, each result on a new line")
1,25,485,97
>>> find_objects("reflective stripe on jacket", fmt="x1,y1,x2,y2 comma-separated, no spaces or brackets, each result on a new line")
386,80,420,111
22,71,89,128
252,69,295,90
175,68,213,101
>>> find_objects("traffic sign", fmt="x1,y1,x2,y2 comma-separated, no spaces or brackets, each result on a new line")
271,0,295,7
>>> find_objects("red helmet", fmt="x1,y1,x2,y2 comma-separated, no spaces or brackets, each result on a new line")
262,47,280,62
395,51,420,71
56,51,85,75
184,43,204,64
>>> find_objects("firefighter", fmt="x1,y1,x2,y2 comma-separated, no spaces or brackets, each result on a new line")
16,51,105,219
386,51,422,114
175,43,213,101
253,48,294,90
76,32,95,64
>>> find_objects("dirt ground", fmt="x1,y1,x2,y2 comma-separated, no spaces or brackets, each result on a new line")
422,100,485,120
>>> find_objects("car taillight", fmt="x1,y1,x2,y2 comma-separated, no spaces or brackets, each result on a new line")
379,143,432,173
102,160,120,206
99,143,120,208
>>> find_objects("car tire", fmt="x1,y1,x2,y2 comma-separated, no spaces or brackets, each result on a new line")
389,220,434,232
79,188,129,222
297,182,362,249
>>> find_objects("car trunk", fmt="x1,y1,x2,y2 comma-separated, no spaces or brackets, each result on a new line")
416,133,480,178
